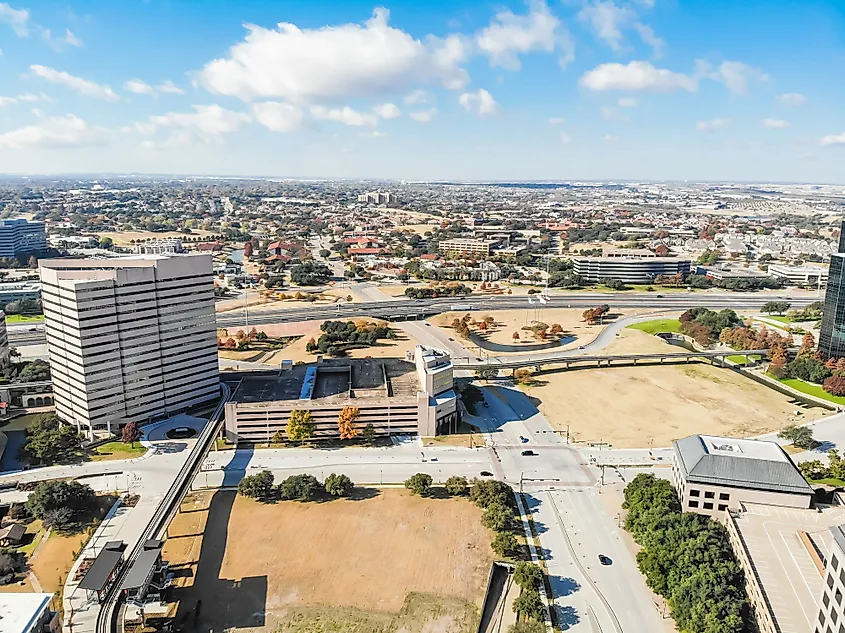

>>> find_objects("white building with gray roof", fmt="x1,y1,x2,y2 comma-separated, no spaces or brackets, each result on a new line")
672,434,813,518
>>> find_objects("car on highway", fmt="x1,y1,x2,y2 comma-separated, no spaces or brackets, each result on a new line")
483,401,489,408
480,470,493,477
521,449,536,456
448,337,455,341
598,554,612,566
656,294,664,298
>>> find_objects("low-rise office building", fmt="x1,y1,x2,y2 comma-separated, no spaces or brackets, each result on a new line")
672,434,813,518
0,281,41,304
224,345,458,442
438,238,499,258
573,255,690,284
0,593,60,633
133,238,184,255
0,219,46,257
768,264,828,287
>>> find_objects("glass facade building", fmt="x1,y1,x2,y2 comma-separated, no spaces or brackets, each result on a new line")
819,222,845,359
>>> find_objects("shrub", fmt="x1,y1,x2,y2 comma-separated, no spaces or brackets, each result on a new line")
491,532,519,557
482,502,516,532
512,588,545,621
26,480,96,531
324,473,354,497
278,474,321,501
238,470,275,500
470,480,513,508
444,476,468,496
404,473,433,497
513,561,543,590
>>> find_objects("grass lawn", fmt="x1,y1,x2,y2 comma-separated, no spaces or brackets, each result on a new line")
810,478,845,487
627,318,682,335
89,441,147,461
774,376,845,406
727,354,763,366
5,314,44,324
763,315,792,323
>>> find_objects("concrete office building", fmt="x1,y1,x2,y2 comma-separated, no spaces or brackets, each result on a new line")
820,221,845,359
357,191,397,205
0,593,60,633
0,281,41,305
573,255,691,284
224,345,458,442
133,238,184,255
768,264,828,287
0,219,46,258
39,256,219,437
817,524,845,633
438,238,499,258
672,434,813,518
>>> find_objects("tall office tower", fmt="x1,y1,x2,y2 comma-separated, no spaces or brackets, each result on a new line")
0,219,47,257
819,220,845,358
39,256,219,437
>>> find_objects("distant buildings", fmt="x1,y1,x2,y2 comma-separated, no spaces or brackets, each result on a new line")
0,219,46,258
0,281,41,305
671,434,813,518
820,222,845,358
133,238,183,255
438,238,498,258
767,264,828,287
0,311,9,370
224,345,458,442
357,191,398,205
40,255,219,437
573,253,691,284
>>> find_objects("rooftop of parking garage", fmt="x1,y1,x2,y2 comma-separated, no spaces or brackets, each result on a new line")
230,359,419,405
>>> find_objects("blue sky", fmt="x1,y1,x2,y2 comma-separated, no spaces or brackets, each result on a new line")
0,0,843,181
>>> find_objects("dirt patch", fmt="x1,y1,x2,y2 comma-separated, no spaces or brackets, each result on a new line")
522,329,827,448
164,489,494,633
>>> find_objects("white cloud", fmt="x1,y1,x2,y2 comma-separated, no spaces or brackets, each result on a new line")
16,92,51,102
0,2,29,37
310,105,378,127
252,101,303,132
475,0,572,71
777,92,807,106
409,108,437,123
139,105,251,145
363,130,387,138
578,1,662,56
64,29,82,47
459,88,500,117
696,118,730,132
578,1,633,51
603,134,620,142
600,105,627,122
30,65,119,101
821,133,845,147
0,114,105,149
31,108,43,117
374,103,401,119
762,118,790,130
559,131,571,145
0,96,17,107
700,61,767,95
580,61,697,92
547,117,564,125
157,80,185,95
124,79,156,96
404,89,430,104
197,8,470,103
617,97,637,107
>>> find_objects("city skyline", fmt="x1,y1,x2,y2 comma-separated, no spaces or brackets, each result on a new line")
0,0,843,182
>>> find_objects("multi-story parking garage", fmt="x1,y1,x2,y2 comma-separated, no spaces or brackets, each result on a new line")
224,345,459,442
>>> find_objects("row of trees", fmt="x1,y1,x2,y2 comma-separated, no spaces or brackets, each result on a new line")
404,284,472,299
271,407,377,444
766,333,845,397
238,470,354,501
678,307,742,346
290,262,333,286
305,320,395,356
798,448,845,482
623,474,749,633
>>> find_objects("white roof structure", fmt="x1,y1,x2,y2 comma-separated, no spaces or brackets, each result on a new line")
0,593,53,633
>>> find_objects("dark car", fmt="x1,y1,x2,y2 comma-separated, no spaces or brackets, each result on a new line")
483,401,489,408
655,294,664,298
521,450,536,456
480,470,494,477
598,554,612,566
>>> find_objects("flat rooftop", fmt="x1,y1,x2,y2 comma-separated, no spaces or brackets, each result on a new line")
0,593,53,633
230,359,419,405
731,503,845,633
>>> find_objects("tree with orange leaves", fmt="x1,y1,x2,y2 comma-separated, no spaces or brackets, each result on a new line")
337,406,360,440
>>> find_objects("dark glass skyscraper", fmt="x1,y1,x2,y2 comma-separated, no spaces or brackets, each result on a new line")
819,220,845,358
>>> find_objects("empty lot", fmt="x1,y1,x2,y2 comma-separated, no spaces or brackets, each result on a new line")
164,489,494,633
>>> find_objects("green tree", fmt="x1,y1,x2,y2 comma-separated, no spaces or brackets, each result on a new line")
491,532,519,557
506,621,545,633
287,410,314,443
404,473,433,496
238,470,275,500
361,423,376,445
26,480,96,531
777,424,818,450
271,429,285,444
278,474,321,501
324,473,354,497
19,414,83,466
761,300,791,315
475,367,498,380
444,476,468,496
513,561,543,590
513,588,544,621
121,421,141,447
470,480,513,508
482,502,516,532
